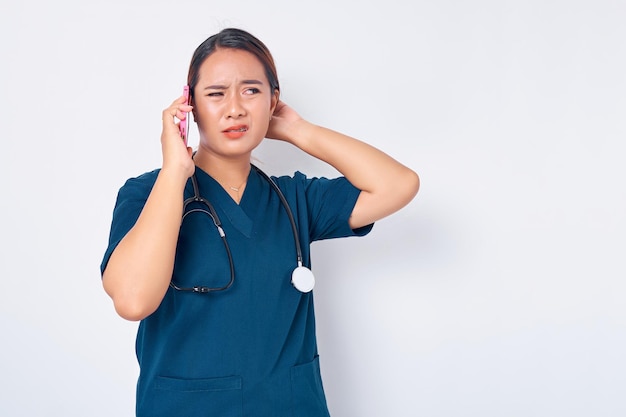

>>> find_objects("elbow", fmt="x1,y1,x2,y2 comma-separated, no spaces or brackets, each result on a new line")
112,298,155,322
401,167,420,204
409,169,420,198
102,272,159,322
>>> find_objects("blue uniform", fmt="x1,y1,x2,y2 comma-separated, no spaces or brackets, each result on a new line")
101,166,373,417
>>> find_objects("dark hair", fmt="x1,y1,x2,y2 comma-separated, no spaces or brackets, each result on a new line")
187,28,280,99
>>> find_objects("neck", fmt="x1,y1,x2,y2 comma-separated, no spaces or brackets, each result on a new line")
193,150,251,189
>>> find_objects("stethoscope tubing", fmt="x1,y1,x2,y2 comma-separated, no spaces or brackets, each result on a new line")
251,165,304,268
169,164,304,293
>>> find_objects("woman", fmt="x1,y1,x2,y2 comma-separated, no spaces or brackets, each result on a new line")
101,28,419,417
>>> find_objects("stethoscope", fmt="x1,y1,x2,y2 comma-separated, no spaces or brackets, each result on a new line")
169,164,316,294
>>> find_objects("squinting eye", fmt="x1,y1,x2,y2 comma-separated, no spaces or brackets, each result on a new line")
207,92,223,97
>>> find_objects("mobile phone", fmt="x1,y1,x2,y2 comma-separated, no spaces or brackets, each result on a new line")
179,85,190,145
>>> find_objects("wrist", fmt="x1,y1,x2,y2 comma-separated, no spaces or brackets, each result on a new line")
159,164,192,188
284,119,316,147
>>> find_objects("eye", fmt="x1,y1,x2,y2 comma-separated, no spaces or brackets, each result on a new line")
206,92,224,97
243,88,260,95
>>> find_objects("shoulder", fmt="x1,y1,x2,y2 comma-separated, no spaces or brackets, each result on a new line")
116,168,161,202
272,171,358,197
122,168,161,187
269,170,362,213
271,171,344,189
270,170,309,189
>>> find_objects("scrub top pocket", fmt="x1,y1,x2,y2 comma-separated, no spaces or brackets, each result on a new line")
290,356,331,417
138,375,243,417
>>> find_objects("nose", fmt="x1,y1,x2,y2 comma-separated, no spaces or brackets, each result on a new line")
225,95,246,119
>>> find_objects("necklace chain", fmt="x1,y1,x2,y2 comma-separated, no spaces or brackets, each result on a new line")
228,180,247,194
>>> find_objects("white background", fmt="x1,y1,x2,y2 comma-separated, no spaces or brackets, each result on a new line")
1,0,625,416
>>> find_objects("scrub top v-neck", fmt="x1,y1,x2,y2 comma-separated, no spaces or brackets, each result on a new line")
101,165,373,417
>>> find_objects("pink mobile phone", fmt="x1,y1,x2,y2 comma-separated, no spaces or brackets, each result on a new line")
179,85,190,145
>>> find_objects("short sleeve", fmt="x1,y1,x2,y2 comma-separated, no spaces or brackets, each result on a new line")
293,172,374,242
100,170,159,275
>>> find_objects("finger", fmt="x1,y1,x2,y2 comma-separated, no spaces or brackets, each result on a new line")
162,104,193,127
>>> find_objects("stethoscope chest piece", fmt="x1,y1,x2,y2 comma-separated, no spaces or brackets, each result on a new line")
292,266,315,293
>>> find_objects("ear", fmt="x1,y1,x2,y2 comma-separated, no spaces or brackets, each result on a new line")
270,89,279,115
190,95,198,122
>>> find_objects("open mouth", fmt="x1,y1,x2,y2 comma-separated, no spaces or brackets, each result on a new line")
224,126,248,133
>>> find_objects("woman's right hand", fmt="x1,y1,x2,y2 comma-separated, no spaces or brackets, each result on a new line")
161,95,195,179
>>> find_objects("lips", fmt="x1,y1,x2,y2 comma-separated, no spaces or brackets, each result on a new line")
222,124,249,139
223,125,248,133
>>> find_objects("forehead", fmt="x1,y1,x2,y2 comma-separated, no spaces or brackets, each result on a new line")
197,48,268,84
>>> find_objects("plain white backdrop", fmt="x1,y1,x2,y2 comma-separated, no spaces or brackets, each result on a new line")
1,0,625,416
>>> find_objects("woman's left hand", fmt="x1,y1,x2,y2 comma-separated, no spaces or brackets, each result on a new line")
265,100,305,143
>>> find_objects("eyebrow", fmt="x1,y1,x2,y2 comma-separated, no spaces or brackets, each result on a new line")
203,79,265,90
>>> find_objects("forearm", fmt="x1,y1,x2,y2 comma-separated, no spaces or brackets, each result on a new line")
102,169,187,321
286,120,420,227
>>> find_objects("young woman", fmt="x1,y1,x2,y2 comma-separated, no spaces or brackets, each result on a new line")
101,27,419,417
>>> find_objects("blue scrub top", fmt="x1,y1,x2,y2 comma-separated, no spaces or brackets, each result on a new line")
101,166,373,417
